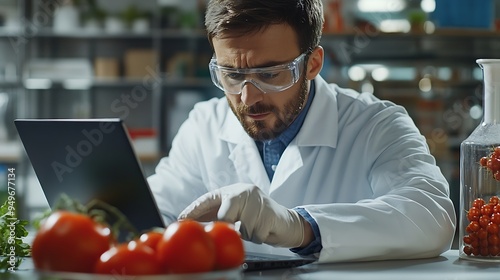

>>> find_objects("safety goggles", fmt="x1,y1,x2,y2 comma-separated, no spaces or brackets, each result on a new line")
208,53,307,95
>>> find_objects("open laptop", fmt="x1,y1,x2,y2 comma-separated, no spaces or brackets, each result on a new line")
15,118,165,232
14,118,316,271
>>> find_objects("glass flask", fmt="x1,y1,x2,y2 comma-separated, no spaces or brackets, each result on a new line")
460,59,500,261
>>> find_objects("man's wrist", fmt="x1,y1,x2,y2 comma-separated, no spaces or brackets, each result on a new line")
291,207,323,255
299,214,314,248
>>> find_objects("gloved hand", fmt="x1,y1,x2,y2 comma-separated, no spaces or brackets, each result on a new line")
178,183,305,248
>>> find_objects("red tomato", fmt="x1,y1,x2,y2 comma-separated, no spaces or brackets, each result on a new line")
157,220,215,274
31,211,112,273
136,230,164,251
94,241,162,275
205,222,245,270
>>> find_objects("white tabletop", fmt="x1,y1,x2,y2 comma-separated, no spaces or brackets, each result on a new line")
4,250,500,279
243,250,500,280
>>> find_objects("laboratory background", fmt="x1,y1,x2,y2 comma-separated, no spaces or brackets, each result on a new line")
0,0,499,246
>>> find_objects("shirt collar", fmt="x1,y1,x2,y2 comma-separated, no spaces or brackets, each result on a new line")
259,80,316,147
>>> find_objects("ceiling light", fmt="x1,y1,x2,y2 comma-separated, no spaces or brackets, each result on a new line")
348,66,366,81
421,0,436,13
379,19,411,33
372,67,389,81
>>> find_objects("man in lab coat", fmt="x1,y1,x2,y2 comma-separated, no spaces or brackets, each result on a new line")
148,0,456,262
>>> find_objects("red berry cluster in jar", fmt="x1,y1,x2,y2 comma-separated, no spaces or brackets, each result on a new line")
479,146,500,181
463,196,500,257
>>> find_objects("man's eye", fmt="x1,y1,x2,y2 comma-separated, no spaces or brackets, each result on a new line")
258,72,280,80
225,73,245,80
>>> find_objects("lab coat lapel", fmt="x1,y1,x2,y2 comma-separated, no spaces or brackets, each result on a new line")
219,109,271,192
270,76,339,193
229,142,271,192
295,76,339,147
269,141,303,193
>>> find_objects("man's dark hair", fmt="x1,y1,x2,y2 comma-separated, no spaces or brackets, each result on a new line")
205,0,324,54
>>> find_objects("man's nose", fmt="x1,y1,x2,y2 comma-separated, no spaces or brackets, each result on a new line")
240,81,264,107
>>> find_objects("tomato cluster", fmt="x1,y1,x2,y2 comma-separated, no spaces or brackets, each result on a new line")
463,196,500,257
479,146,500,181
31,211,245,276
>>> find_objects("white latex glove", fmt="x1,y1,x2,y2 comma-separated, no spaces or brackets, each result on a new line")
178,183,305,248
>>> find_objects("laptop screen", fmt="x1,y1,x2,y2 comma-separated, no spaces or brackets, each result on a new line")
14,118,165,233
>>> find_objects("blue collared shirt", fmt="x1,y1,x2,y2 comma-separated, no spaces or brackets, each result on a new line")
255,82,315,181
255,81,322,256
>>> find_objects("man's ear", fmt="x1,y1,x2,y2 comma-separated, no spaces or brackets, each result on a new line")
305,46,324,80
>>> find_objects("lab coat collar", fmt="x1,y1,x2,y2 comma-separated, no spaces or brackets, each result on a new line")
220,107,271,190
295,75,339,148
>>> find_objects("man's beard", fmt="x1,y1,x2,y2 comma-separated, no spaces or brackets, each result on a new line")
227,77,309,141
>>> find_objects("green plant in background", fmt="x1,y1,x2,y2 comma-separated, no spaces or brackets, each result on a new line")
0,199,30,272
408,10,428,32
179,11,198,30
120,5,151,29
74,0,107,26
82,6,107,25
0,166,8,229
409,11,427,24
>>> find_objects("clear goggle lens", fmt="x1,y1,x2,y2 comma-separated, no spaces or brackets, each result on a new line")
209,53,306,95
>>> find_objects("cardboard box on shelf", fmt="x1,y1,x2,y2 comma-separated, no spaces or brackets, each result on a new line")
25,59,93,80
94,57,119,79
124,49,158,78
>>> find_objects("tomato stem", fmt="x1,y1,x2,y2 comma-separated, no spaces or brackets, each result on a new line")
53,193,88,213
86,199,139,241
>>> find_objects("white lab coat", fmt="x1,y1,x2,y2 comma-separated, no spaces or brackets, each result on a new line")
148,75,456,263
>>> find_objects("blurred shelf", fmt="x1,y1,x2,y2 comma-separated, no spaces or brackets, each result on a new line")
162,77,212,87
94,77,212,88
323,28,500,39
92,78,152,87
363,79,481,87
0,28,22,37
36,29,155,39
5,26,498,40
322,29,500,65
0,81,21,87
31,28,206,40
22,77,213,90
